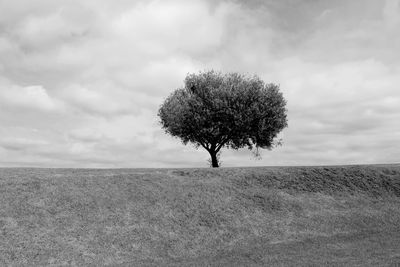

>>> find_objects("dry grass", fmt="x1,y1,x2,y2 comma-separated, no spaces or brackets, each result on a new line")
0,164,400,266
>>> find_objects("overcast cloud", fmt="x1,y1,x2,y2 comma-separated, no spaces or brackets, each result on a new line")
0,0,399,168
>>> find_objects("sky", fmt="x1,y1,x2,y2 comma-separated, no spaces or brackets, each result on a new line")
0,0,399,168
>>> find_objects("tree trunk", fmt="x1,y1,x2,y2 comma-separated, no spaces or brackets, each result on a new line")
210,150,219,168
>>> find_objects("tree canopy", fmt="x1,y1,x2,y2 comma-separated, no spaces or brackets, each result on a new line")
158,70,288,167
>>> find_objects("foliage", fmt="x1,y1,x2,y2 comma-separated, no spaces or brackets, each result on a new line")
158,70,288,167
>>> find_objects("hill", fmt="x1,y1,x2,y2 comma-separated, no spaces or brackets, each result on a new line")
1,164,400,266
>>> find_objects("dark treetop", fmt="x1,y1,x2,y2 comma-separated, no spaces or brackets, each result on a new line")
158,70,288,167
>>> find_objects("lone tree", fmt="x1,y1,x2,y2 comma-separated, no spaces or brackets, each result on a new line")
158,70,288,167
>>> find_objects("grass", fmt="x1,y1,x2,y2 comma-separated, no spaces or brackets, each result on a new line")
1,164,400,266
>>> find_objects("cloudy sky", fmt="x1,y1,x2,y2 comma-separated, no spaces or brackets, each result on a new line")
0,0,399,168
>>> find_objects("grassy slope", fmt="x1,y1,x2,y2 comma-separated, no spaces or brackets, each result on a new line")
1,165,400,266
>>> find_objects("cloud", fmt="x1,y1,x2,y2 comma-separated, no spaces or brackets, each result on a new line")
0,137,48,151
255,57,400,166
58,83,138,117
0,79,63,112
383,0,400,28
68,128,106,143
111,0,226,54
0,0,399,167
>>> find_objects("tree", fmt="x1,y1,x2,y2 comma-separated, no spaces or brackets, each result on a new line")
158,70,288,168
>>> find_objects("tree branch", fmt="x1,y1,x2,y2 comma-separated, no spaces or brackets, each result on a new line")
198,139,210,151
215,135,229,152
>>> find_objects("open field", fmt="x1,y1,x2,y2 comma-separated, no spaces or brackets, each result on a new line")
1,164,400,266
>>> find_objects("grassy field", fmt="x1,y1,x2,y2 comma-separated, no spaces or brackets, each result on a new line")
1,164,400,266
